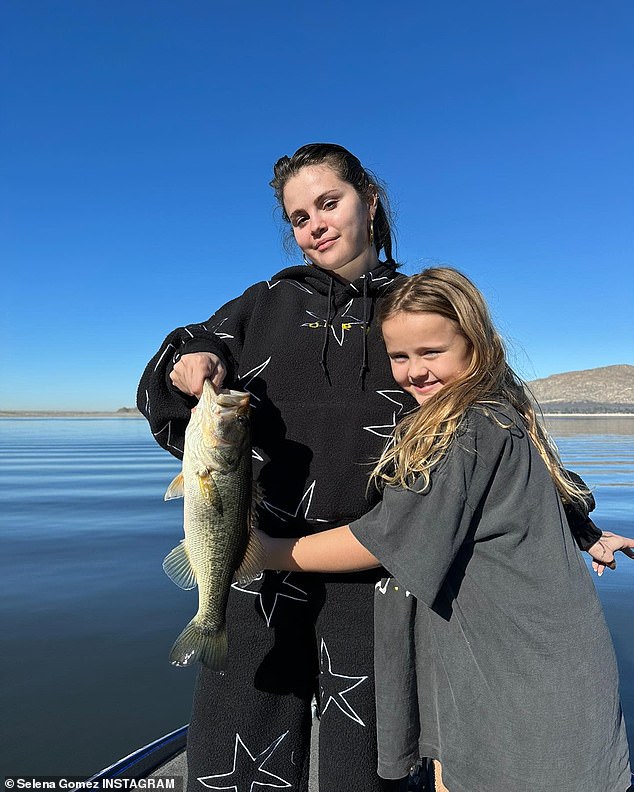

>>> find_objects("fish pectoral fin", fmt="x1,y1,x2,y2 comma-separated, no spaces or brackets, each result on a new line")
162,541,197,590
234,530,265,586
164,472,185,501
198,473,222,513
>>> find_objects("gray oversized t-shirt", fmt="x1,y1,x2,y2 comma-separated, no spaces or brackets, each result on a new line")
350,404,630,792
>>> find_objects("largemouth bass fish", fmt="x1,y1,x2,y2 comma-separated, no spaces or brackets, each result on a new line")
162,380,262,671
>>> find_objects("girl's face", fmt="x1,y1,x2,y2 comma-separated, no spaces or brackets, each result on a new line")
282,165,378,282
382,311,472,404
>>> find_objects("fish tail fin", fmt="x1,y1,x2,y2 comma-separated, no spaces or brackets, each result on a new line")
169,620,227,673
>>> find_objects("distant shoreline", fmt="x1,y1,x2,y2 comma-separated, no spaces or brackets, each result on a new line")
0,411,144,418
1,411,634,419
543,413,634,418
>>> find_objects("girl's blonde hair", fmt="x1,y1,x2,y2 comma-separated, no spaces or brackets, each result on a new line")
372,267,590,510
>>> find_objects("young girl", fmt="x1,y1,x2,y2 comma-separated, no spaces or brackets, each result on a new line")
257,267,633,792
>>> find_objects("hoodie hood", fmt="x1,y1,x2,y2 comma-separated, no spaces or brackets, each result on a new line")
270,261,401,386
270,261,400,301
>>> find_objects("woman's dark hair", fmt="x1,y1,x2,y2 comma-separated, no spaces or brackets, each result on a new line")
270,143,397,265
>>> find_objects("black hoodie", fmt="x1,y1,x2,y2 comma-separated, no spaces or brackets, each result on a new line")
137,262,416,538
137,261,600,548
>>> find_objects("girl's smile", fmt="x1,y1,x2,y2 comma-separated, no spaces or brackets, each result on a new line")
382,311,472,404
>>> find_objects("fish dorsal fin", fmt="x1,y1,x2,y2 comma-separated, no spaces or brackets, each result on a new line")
234,531,265,586
164,472,185,500
163,541,197,590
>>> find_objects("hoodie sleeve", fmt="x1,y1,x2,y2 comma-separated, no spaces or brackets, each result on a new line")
562,468,601,550
136,288,257,459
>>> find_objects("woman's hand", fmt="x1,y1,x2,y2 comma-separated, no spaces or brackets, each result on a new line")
587,531,634,576
170,352,226,398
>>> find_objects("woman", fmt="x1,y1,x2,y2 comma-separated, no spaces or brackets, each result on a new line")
137,144,607,792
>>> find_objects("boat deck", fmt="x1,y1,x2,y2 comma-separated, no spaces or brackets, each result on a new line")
90,719,440,790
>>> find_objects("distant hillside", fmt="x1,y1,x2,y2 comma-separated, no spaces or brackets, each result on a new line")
528,364,634,413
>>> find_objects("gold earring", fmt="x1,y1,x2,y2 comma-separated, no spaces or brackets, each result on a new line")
369,220,375,249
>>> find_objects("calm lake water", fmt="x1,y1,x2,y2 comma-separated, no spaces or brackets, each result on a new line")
1,417,633,777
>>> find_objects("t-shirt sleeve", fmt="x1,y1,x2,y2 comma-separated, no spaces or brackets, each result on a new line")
350,410,509,607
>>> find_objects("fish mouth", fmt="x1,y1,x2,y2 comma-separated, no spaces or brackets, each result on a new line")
216,390,250,409
199,382,250,416
200,381,249,406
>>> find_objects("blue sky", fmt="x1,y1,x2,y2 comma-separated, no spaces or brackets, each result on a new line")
2,0,632,410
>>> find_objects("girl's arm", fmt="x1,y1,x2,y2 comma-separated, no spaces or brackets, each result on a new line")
257,526,381,573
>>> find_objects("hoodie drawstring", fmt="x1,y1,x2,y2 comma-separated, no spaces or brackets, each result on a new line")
320,277,334,385
358,274,370,389
318,269,386,388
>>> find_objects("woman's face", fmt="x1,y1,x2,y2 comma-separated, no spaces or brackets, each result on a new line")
282,164,378,282
382,310,472,404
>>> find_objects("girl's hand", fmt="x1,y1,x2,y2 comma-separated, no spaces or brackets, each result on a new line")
170,352,226,398
587,531,634,576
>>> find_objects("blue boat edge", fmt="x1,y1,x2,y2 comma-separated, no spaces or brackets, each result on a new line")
89,725,188,781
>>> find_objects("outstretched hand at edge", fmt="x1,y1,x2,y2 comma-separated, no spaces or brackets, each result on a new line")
587,531,634,576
